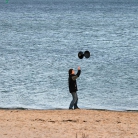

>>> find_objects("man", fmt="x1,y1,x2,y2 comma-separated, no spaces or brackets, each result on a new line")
68,66,81,109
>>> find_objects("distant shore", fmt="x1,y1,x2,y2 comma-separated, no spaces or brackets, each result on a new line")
0,109,138,138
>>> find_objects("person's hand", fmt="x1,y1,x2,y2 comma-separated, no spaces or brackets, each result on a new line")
78,66,81,70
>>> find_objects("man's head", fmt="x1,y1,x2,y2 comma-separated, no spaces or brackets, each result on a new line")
69,69,75,75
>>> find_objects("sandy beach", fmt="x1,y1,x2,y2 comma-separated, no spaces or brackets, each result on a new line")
0,109,138,138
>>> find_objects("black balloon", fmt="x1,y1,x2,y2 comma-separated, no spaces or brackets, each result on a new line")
78,51,84,59
78,51,90,59
84,51,90,58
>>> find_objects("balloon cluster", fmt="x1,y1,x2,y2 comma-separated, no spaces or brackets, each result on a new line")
78,51,90,59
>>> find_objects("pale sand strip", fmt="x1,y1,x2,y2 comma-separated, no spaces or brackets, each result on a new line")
0,109,138,138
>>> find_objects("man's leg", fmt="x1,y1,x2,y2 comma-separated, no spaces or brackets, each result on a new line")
69,92,77,109
74,92,79,109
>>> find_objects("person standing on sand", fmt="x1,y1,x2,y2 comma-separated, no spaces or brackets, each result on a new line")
68,66,81,110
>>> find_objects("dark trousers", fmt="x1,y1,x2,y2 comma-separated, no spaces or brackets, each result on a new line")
69,92,78,109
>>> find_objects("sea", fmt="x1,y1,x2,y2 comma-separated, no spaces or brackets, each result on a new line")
0,0,138,111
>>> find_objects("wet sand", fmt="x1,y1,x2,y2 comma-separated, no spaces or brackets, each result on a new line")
0,109,138,138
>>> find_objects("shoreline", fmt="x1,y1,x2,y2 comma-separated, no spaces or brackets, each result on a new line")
0,109,138,138
0,107,138,112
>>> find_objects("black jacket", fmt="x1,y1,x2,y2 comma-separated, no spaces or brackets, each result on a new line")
68,70,81,93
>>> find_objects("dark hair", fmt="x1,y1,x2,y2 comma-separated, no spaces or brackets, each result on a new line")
68,69,73,75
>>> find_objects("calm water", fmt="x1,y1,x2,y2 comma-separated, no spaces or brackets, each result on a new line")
0,0,138,111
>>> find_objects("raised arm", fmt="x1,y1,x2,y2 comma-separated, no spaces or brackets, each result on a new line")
72,67,81,80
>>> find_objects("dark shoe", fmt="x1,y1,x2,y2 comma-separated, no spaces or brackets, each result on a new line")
74,107,80,110
69,108,73,110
